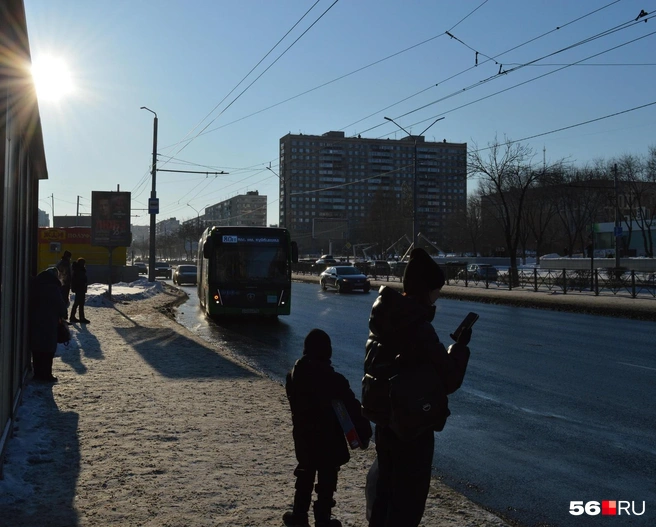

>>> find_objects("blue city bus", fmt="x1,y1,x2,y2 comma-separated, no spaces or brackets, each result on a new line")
197,226,298,317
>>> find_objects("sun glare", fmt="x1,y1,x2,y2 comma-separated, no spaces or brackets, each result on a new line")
31,55,75,102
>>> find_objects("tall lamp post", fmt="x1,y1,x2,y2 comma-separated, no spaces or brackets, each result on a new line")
265,164,286,228
141,106,158,282
187,203,210,231
384,116,445,250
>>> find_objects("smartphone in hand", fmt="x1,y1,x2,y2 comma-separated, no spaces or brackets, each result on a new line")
450,311,479,342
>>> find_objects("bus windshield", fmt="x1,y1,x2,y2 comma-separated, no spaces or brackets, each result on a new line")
212,244,287,284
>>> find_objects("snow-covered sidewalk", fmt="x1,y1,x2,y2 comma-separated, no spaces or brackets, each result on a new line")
0,279,509,526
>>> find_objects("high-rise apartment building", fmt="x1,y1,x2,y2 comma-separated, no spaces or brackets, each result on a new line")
279,131,467,255
205,190,267,227
156,217,180,236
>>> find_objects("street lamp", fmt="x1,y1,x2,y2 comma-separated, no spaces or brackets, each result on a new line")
141,106,158,282
384,116,445,249
187,203,210,232
266,164,286,229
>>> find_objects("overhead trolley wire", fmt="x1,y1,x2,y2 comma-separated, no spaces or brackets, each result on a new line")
172,0,323,150
165,0,339,161
168,0,493,146
341,0,625,131
361,26,656,137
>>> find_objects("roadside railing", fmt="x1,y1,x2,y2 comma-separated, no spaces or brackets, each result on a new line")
293,262,656,300
446,266,656,299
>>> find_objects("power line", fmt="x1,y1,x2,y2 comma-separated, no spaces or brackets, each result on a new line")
171,0,323,150
469,101,656,155
164,0,339,160
161,2,495,149
340,0,626,131
448,0,490,32
360,28,656,137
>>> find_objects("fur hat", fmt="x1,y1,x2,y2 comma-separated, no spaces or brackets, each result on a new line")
303,328,332,361
402,247,445,295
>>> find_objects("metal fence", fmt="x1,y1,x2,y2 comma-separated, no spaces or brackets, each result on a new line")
292,262,656,299
447,266,656,299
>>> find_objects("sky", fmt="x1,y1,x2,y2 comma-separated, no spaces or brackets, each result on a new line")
24,0,656,228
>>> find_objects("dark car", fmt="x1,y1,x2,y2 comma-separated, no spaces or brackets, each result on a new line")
458,263,498,281
320,265,371,293
172,264,197,285
155,261,172,279
134,262,147,275
315,254,338,265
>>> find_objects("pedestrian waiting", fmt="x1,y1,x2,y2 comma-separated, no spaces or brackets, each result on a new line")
284,328,372,527
70,257,90,324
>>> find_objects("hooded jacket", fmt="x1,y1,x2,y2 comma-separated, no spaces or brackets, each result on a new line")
286,355,372,467
30,270,67,354
71,261,88,294
363,286,470,426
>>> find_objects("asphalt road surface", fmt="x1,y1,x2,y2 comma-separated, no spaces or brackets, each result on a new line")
174,281,655,527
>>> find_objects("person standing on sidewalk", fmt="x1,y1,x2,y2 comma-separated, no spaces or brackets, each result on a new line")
363,248,471,527
56,250,72,319
30,268,67,382
283,329,372,527
70,257,90,324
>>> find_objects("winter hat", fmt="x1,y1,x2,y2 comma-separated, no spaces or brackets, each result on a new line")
303,328,332,360
402,247,445,295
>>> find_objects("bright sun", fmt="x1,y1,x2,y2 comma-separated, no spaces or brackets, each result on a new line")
31,55,75,102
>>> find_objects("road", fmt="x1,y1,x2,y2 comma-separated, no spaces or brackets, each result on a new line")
174,280,656,527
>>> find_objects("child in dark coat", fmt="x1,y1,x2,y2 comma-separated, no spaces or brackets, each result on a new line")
284,329,372,527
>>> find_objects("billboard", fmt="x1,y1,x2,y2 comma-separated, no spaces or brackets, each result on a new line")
91,191,131,247
37,227,127,272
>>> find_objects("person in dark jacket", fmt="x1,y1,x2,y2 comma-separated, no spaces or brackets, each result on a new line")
70,258,90,324
30,268,67,382
55,250,72,315
284,329,372,527
363,248,471,527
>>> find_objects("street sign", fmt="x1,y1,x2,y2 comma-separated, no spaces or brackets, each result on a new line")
148,198,159,214
614,226,623,237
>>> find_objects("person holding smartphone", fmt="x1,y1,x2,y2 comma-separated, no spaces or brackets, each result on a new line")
362,247,471,527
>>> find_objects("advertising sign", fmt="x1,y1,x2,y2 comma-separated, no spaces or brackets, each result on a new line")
91,191,131,247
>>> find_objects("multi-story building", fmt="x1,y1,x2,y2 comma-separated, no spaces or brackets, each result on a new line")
279,131,467,255
205,190,267,227
38,208,50,227
155,217,180,236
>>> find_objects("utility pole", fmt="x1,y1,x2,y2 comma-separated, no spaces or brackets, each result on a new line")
141,107,158,282
613,163,621,271
266,164,285,228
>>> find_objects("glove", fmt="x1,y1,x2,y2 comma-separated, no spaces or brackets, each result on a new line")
456,327,472,346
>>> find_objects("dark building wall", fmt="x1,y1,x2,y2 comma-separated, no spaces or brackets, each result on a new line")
279,132,467,255
0,0,49,475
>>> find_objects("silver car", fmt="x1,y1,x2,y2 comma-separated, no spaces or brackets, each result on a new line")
173,264,197,285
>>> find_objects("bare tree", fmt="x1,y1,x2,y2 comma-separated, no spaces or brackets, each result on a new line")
360,188,408,258
552,167,606,257
468,136,547,279
615,152,655,257
521,177,560,265
463,190,484,256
